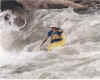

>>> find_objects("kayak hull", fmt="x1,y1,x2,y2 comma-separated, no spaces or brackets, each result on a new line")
48,35,66,51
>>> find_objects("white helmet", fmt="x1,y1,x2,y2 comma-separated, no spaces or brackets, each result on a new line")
49,24,57,28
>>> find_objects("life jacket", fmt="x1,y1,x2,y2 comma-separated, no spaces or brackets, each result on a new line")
48,28,63,43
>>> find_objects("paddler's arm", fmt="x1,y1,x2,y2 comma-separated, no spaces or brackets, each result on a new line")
40,36,49,47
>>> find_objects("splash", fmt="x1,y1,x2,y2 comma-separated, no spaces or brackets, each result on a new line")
0,8,100,78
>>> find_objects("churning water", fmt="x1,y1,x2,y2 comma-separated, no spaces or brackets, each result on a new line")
0,8,100,79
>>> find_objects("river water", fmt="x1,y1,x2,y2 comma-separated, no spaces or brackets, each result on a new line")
0,8,100,79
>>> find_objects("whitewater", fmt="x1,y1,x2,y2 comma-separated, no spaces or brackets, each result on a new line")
0,8,100,79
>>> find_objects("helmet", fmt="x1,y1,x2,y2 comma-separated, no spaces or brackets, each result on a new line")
49,24,56,28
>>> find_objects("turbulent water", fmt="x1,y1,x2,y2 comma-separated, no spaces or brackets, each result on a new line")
0,8,100,79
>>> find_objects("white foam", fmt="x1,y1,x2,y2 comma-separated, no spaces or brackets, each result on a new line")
0,9,100,78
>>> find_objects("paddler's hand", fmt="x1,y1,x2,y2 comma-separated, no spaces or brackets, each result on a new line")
40,44,43,50
40,44,42,48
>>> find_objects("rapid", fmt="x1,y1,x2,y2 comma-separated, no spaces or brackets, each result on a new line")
0,8,100,78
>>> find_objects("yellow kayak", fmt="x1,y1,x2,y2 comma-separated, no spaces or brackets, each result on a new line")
48,35,66,51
